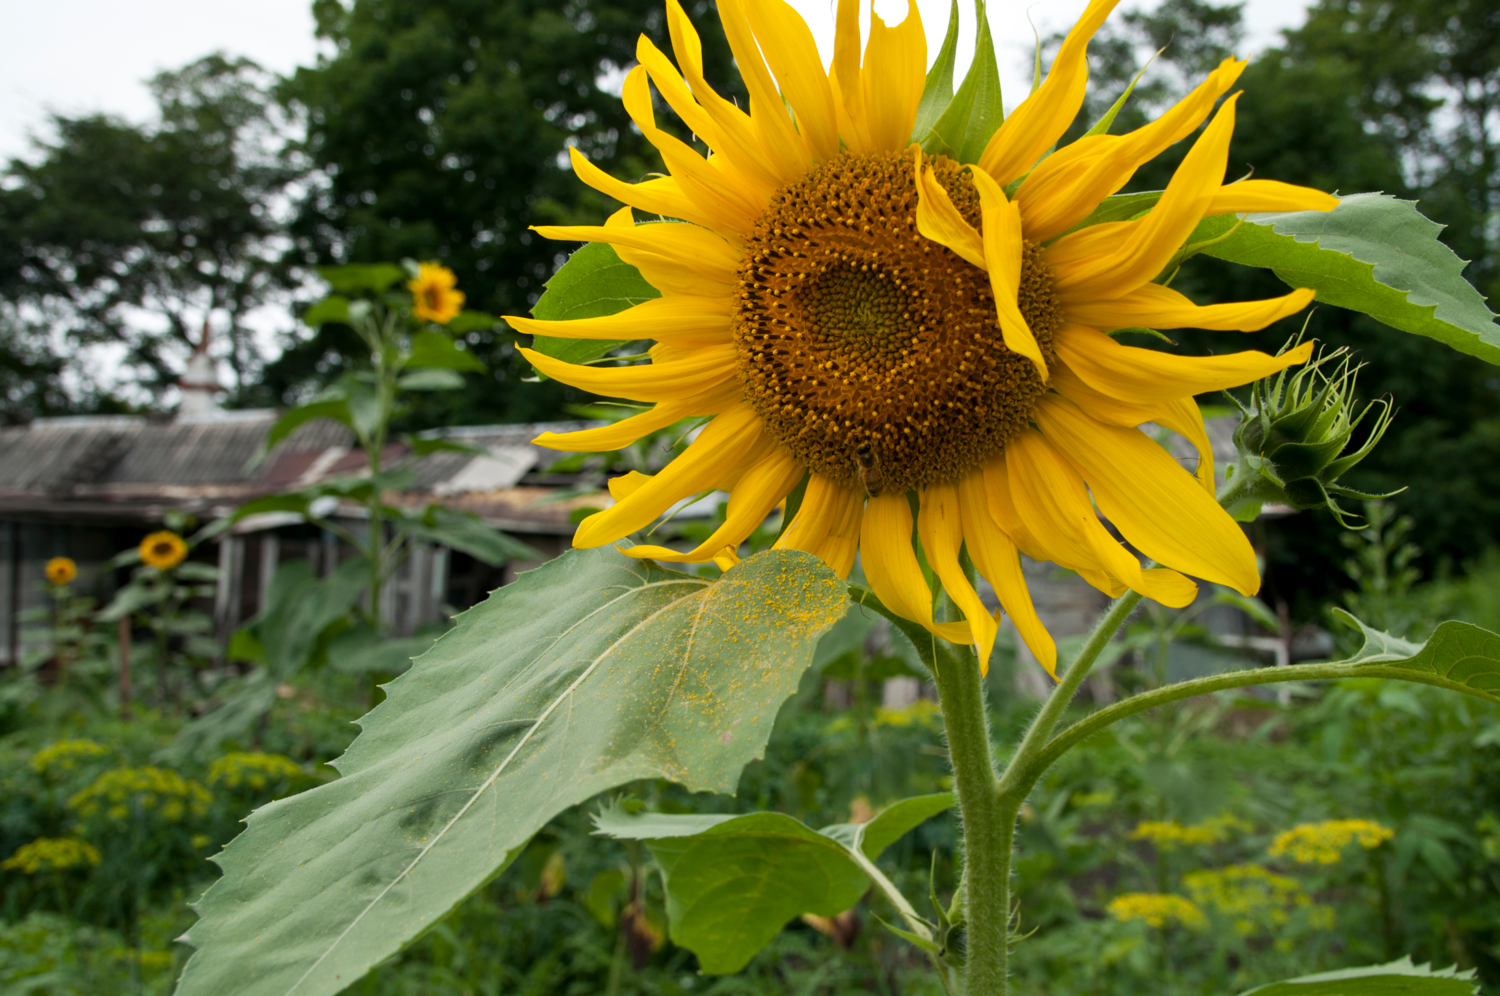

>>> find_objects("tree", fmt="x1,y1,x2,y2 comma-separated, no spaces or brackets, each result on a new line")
271,0,745,427
0,56,301,415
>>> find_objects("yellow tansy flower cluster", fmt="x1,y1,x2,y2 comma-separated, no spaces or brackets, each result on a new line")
208,752,304,791
1106,893,1206,930
873,699,942,729
1130,814,1251,849
30,739,111,776
68,767,211,823
1183,863,1333,936
1268,819,1394,864
1,837,102,874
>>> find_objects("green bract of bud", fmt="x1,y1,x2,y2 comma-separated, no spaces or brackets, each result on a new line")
1223,339,1399,528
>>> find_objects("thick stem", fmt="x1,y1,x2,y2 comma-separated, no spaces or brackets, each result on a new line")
929,638,1010,996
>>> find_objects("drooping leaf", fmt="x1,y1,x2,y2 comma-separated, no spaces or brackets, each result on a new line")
395,368,466,391
596,807,870,975
923,0,1004,163
1238,957,1480,996
301,296,351,327
259,399,353,458
406,329,487,372
176,548,847,996
912,0,961,145
392,506,542,566
317,263,407,295
822,792,955,860
1190,194,1500,365
526,242,660,374
1334,610,1500,703
252,558,370,679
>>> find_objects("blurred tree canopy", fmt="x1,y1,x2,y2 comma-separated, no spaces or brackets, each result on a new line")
261,0,745,426
0,56,299,419
1060,0,1500,611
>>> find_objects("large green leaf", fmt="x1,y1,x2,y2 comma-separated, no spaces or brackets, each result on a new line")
1238,957,1479,996
176,547,846,996
1191,194,1500,365
921,0,1004,163
525,242,660,374
596,791,951,973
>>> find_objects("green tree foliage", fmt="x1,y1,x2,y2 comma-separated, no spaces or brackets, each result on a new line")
269,0,745,427
1063,0,1500,612
0,56,300,414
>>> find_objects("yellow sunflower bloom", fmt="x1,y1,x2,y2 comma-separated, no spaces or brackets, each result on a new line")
45,557,77,586
508,0,1336,677
139,531,188,571
408,262,466,324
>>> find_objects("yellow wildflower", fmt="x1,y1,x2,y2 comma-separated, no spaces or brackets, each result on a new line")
1106,893,1206,930
208,752,304,791
68,767,211,823
1183,863,1331,937
30,739,110,776
873,699,942,728
508,0,1334,678
45,557,77,585
139,531,187,570
1269,819,1394,864
408,262,465,323
1,837,101,874
1130,813,1251,848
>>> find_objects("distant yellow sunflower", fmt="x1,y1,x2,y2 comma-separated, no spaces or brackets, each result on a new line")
140,531,188,571
507,0,1336,675
408,262,466,324
45,557,77,586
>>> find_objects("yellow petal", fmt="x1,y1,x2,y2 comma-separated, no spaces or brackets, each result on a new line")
914,153,985,268
504,295,732,349
1153,395,1217,495
972,168,1047,379
861,0,926,151
626,446,804,562
1047,94,1240,301
830,0,868,149
519,344,738,402
572,403,771,547
978,0,1123,182
1007,427,1198,607
532,219,741,282
609,471,652,501
743,0,840,161
532,378,742,453
958,466,1057,676
714,0,813,180
567,147,752,237
1034,394,1260,594
1054,323,1314,403
775,473,866,579
1015,57,1246,241
1207,179,1339,215
983,452,1126,597
1062,283,1315,331
860,493,972,643
918,482,996,674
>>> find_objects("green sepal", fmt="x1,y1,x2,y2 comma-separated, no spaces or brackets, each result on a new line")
912,0,962,145
921,0,1004,162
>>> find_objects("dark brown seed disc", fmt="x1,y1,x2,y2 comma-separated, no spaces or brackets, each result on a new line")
731,150,1062,493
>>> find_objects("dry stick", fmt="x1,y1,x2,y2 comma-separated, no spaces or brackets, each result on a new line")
118,615,132,720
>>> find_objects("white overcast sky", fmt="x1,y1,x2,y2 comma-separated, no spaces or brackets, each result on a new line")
2,0,1313,162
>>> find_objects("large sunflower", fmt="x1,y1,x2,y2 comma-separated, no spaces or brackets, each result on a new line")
507,0,1336,676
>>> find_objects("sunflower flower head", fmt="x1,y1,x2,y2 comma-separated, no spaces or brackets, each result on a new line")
513,0,1340,678
408,262,466,324
139,531,188,571
45,557,77,586
1227,341,1398,527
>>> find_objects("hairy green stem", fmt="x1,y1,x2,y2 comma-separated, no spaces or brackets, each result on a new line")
928,636,1009,995
996,588,1144,801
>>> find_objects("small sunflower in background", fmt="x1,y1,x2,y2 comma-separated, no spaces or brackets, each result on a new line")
140,531,188,571
45,557,77,586
408,262,466,324
509,0,1336,677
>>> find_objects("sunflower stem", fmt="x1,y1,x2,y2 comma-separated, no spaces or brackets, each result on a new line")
928,635,1010,996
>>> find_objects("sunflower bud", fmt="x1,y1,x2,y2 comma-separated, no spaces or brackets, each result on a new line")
1223,340,1398,527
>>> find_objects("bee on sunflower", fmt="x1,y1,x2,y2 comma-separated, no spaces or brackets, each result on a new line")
505,0,1335,678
